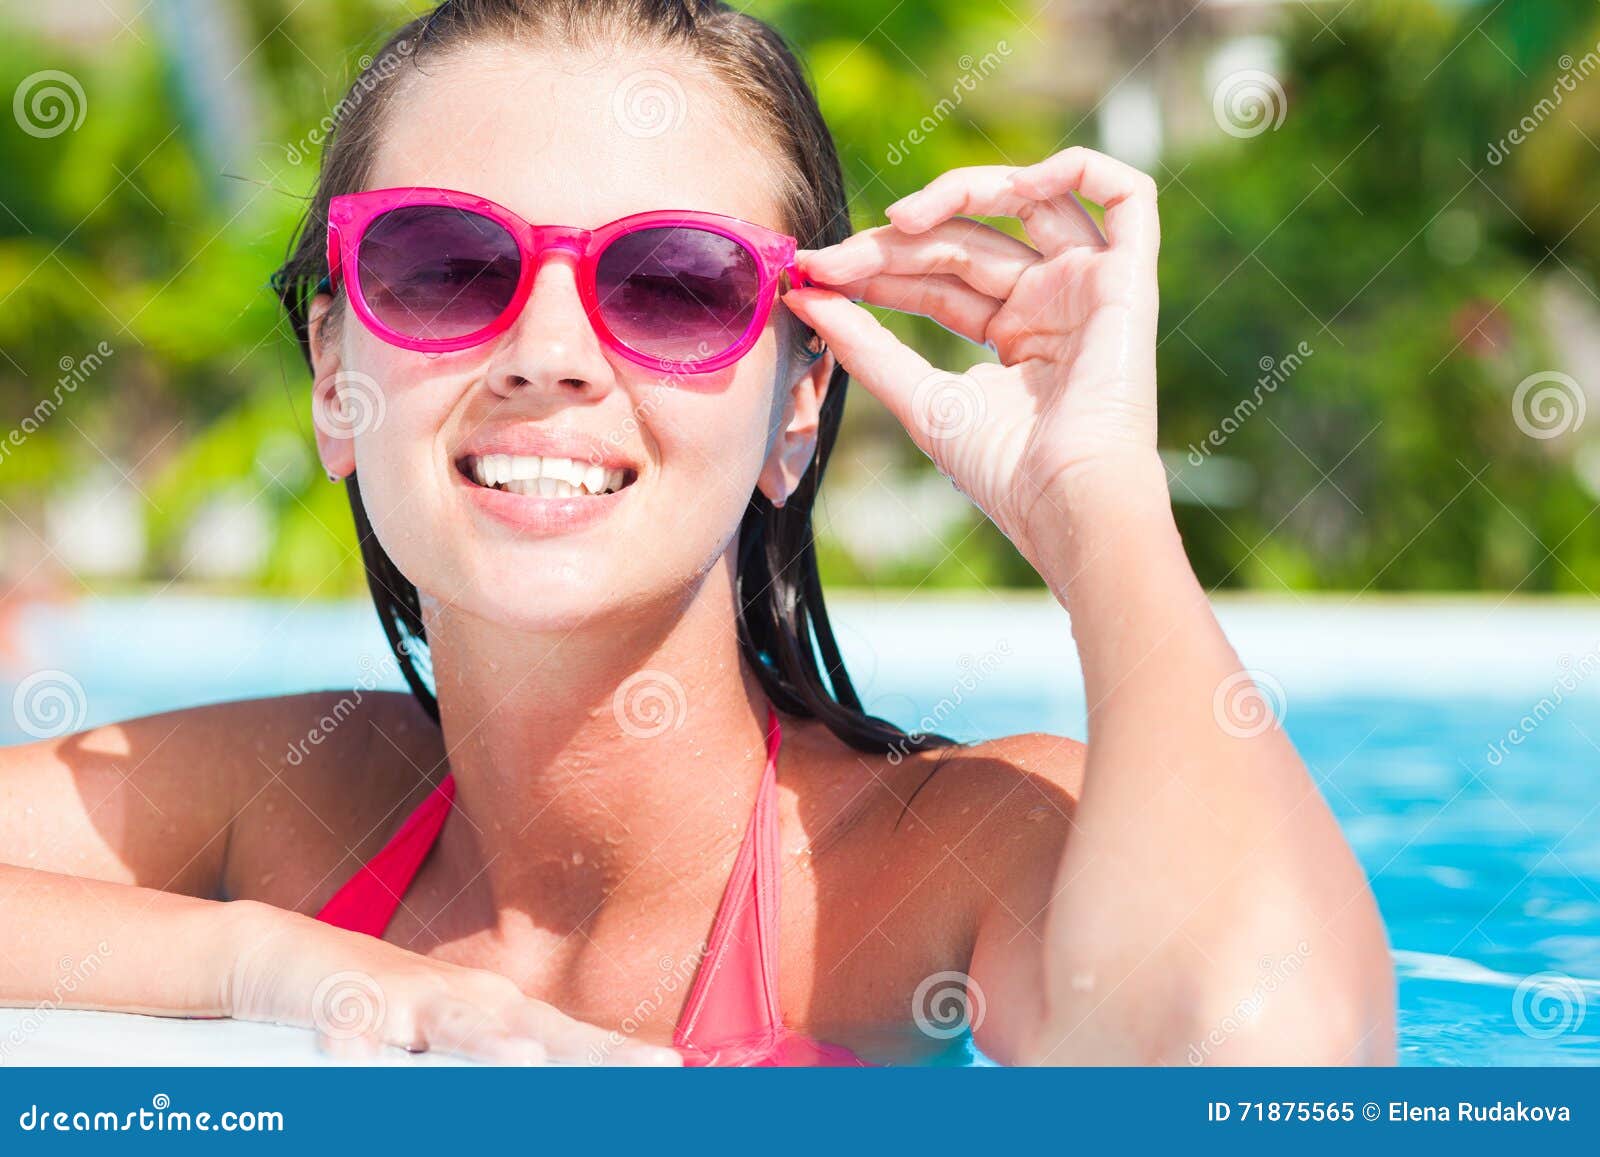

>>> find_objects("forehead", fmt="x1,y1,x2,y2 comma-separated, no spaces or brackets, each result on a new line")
366,43,788,232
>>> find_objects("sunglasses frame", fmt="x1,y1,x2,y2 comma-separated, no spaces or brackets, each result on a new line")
326,186,816,374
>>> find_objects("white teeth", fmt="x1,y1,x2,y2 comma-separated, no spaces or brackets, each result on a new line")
468,453,628,496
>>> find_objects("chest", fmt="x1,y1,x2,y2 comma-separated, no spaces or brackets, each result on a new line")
376,834,974,1053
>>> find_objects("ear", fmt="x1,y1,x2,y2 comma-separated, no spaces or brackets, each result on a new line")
307,293,357,480
757,348,835,508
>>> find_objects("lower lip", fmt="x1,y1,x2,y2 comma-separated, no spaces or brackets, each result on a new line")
453,467,632,534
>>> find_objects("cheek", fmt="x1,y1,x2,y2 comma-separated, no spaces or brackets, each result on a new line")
342,345,460,572
649,367,778,512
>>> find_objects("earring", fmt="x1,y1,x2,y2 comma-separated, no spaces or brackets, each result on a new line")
327,470,341,483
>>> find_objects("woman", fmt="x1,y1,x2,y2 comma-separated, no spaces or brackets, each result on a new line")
0,0,1394,1066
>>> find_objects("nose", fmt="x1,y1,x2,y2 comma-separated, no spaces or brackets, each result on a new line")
481,252,617,402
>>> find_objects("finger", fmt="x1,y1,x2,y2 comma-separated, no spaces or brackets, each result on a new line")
780,286,950,459
885,164,1106,257
816,272,1001,347
800,218,1040,300
509,1001,680,1067
415,995,547,1065
1008,147,1158,256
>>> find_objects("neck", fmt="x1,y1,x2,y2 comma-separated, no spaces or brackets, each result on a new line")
421,556,775,934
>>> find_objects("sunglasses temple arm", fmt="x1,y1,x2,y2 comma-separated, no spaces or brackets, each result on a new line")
782,262,818,293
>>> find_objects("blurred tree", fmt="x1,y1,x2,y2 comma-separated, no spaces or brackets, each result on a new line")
0,0,1595,596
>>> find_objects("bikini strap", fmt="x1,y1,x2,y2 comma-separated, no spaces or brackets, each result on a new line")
673,704,784,1055
314,776,457,937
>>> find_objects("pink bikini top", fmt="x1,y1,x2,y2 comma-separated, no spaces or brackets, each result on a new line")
315,704,868,1067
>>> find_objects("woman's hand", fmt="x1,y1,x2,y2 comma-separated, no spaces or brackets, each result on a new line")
785,146,1161,572
225,901,680,1066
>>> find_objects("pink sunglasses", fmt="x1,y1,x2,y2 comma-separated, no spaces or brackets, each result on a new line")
326,187,818,374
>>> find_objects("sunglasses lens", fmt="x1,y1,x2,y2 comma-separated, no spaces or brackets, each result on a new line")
595,227,761,364
358,206,521,341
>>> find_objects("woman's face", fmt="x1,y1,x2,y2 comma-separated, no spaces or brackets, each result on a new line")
310,45,829,632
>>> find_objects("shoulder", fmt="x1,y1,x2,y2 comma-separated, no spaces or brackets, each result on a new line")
883,730,1084,855
791,719,1083,980
217,690,447,911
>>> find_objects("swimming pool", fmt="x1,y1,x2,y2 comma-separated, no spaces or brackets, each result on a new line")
3,593,1596,1065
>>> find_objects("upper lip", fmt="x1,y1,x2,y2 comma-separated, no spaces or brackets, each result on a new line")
453,428,640,473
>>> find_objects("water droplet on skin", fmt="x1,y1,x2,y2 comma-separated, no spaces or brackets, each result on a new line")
1025,805,1050,823
572,851,584,866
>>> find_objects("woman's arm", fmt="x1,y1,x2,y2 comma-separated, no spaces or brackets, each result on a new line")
787,146,1394,1065
986,455,1394,1065
0,863,250,1016
0,697,679,1064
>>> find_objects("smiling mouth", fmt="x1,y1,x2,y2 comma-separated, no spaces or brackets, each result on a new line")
458,453,638,498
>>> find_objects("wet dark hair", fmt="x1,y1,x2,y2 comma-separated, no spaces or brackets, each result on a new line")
274,0,950,755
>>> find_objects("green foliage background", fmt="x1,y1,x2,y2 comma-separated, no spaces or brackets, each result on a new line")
2,0,1597,595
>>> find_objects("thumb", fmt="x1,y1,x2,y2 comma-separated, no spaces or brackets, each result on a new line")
783,286,967,461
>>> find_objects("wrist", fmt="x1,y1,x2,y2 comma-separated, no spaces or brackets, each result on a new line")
219,898,292,1019
1027,453,1183,595
1025,448,1171,537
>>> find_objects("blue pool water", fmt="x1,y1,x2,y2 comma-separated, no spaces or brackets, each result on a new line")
2,595,1597,1065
